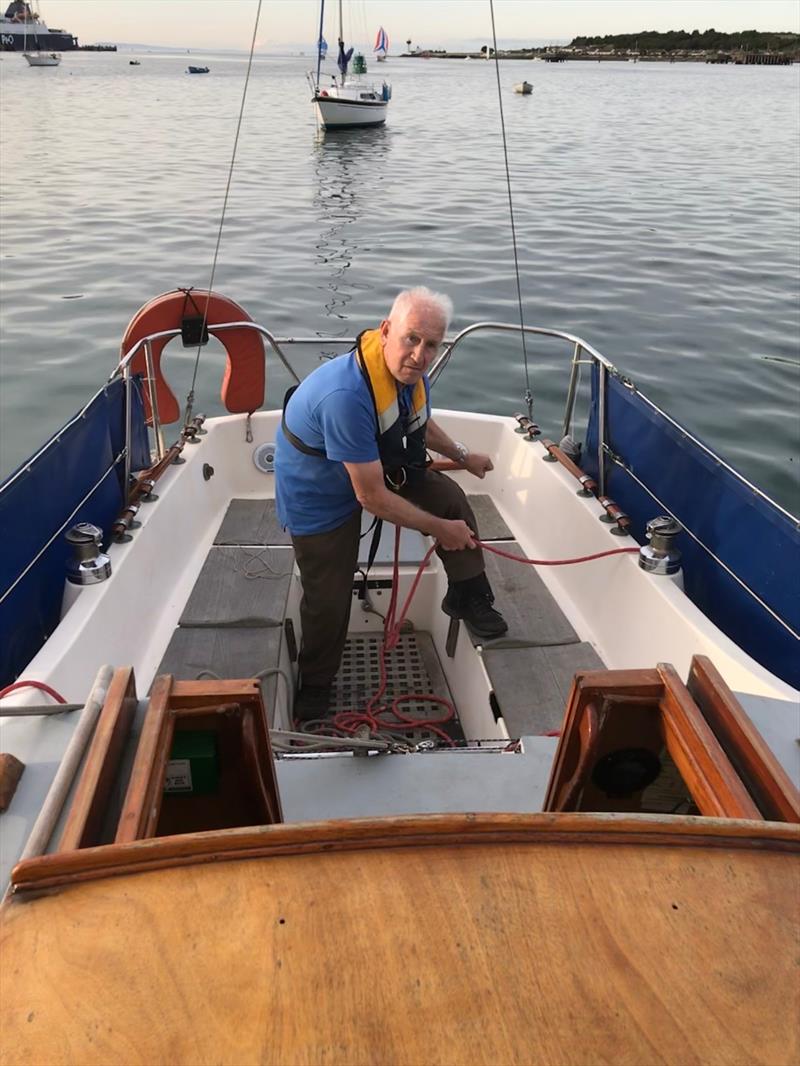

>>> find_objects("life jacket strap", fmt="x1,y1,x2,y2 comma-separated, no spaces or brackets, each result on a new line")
281,385,326,458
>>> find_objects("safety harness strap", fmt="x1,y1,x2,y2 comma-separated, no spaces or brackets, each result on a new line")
281,385,326,458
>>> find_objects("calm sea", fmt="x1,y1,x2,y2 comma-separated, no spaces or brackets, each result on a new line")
1,50,798,513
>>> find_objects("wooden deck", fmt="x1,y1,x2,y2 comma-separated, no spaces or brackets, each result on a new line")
3,813,797,1065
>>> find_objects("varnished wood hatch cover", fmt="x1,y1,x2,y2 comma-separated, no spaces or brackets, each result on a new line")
1,813,798,1066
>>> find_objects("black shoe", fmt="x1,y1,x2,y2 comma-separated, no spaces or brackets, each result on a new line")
294,683,332,723
442,579,509,639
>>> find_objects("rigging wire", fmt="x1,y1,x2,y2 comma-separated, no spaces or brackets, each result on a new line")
489,0,533,420
183,0,263,429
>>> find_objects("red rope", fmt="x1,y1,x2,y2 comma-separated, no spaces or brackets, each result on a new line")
325,537,639,744
480,542,640,567
0,680,68,704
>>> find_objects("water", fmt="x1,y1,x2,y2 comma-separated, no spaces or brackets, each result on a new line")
1,51,798,513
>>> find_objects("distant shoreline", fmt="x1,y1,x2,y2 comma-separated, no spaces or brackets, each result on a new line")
399,28,799,66
400,49,796,66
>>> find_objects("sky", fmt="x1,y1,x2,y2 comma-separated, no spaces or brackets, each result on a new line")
32,0,800,51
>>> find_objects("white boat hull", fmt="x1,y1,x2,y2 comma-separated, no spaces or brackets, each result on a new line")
24,51,60,66
314,95,387,128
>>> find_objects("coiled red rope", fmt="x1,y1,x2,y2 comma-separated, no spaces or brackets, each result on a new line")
324,535,639,743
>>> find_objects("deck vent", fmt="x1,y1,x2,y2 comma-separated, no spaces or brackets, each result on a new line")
65,523,111,585
639,516,682,576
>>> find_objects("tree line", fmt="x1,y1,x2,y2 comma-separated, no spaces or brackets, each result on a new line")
570,29,800,56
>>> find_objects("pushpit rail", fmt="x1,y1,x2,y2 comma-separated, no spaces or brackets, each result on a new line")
114,319,614,497
113,318,795,527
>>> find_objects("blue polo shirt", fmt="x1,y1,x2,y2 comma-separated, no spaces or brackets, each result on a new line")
274,352,430,536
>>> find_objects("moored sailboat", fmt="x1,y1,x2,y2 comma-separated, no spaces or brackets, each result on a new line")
23,49,58,64
19,1,59,65
309,0,391,129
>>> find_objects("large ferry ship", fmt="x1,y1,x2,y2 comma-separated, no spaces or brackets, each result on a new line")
0,0,77,51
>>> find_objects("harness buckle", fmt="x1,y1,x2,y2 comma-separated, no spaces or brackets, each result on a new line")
385,467,407,491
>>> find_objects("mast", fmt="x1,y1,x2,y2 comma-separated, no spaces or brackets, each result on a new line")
335,0,352,87
338,0,344,85
315,0,325,88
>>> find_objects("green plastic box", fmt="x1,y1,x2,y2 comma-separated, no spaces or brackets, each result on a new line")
164,730,219,795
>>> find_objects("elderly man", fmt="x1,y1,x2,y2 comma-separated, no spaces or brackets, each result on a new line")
275,287,508,720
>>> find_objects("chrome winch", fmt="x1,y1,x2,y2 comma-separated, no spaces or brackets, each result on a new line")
638,516,683,577
65,523,112,585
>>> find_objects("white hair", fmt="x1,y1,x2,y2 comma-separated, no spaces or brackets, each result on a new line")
389,287,453,331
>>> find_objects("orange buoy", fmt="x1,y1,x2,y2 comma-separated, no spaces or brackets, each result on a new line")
119,289,265,425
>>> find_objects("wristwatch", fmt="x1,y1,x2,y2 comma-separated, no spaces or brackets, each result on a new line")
453,441,469,463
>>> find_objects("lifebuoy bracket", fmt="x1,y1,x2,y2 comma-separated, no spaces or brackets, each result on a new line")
181,316,209,347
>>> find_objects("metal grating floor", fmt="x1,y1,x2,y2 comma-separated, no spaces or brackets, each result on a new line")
329,632,464,744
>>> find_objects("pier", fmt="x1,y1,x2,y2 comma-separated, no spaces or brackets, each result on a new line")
736,51,792,65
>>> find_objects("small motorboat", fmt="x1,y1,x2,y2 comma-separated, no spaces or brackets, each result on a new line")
129,59,140,66
187,65,209,74
513,80,533,94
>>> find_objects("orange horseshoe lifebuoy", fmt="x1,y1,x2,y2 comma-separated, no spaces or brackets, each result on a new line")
119,289,265,426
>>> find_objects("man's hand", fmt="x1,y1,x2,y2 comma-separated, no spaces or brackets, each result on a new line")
433,519,476,551
463,452,494,479
344,460,477,549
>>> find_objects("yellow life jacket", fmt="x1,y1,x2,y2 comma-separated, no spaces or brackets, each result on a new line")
355,327,429,484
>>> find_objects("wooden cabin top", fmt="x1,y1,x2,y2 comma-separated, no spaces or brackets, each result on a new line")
2,812,798,1066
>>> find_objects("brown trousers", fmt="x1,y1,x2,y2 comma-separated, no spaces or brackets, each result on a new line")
291,471,483,686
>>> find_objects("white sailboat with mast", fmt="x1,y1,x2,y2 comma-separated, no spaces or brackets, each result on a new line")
21,0,60,65
308,0,391,129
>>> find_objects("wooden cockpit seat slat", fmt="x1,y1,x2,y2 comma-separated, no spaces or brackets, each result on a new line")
115,674,173,843
477,539,580,648
156,626,284,724
178,545,293,628
115,676,281,844
688,655,800,822
465,493,514,541
484,641,605,735
214,499,292,547
58,666,138,851
658,663,761,819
